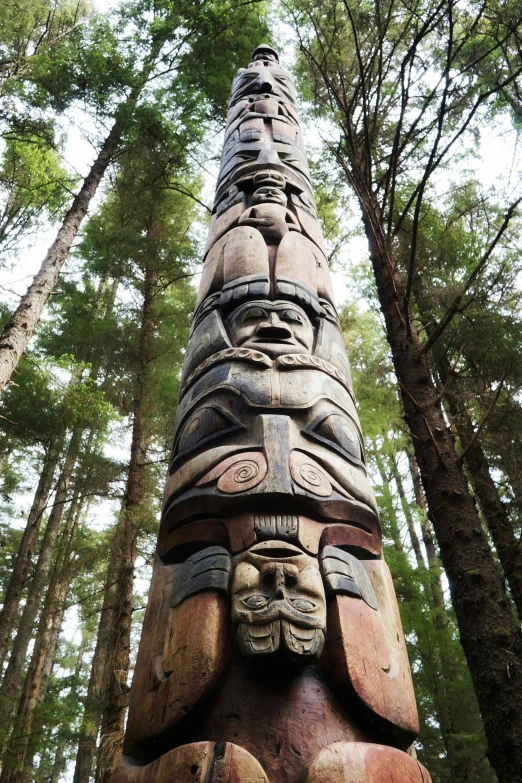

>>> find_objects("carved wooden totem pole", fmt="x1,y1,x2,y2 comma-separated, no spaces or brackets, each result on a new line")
115,45,433,783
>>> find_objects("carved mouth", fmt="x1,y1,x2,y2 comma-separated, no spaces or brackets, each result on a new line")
254,338,292,344
249,541,303,558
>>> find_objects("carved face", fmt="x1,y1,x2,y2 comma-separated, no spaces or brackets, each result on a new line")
231,67,296,104
165,366,376,528
232,542,326,661
227,301,315,358
252,186,287,207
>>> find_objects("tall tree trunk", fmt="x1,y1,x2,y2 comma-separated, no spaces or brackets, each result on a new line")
443,374,522,620
356,186,522,781
375,445,480,779
0,41,163,396
94,264,154,783
0,432,64,671
372,448,418,605
0,427,82,743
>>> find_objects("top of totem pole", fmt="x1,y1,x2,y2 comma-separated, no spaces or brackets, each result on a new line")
250,43,280,65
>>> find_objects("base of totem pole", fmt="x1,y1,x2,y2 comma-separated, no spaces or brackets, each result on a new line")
114,741,432,783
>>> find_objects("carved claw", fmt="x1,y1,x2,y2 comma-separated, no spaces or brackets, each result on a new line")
319,545,379,610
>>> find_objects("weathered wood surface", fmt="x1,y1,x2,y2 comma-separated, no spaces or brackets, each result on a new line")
115,43,431,783
302,743,431,783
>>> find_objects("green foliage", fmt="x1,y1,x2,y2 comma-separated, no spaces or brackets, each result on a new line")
0,130,77,258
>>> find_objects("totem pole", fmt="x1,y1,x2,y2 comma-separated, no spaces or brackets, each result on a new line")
114,45,432,783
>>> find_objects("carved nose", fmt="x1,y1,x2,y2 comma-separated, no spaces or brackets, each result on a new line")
260,81,273,94
256,322,292,341
260,562,299,586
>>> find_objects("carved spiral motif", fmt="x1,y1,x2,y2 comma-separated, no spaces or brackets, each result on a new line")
299,463,322,487
232,461,260,484
196,451,268,493
289,451,333,497
196,451,269,494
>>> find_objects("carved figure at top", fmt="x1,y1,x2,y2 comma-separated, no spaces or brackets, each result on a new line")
114,44,433,783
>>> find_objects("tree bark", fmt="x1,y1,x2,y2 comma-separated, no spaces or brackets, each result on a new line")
94,263,154,783
356,189,522,780
0,426,82,742
0,432,64,671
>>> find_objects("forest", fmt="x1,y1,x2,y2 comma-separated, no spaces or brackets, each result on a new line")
0,1,521,782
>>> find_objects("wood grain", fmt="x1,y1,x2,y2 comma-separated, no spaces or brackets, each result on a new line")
114,742,269,783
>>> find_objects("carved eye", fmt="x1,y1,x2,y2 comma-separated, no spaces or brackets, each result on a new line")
243,307,268,321
290,598,316,613
280,309,302,324
173,406,241,464
243,594,269,609
308,414,363,463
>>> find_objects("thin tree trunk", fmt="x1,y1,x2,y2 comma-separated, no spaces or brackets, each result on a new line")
372,448,418,605
407,450,439,566
357,188,522,779
23,506,85,782
413,279,522,622
0,432,64,671
376,445,482,780
49,736,67,783
0,427,82,742
0,43,163,396
94,264,154,783
388,452,426,569
0,489,84,783
72,559,120,783
406,442,486,780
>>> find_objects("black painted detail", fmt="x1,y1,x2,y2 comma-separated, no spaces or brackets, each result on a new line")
171,546,232,608
319,545,378,610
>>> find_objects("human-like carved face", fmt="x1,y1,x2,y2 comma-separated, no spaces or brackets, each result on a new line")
231,67,296,104
232,542,326,661
252,186,287,207
227,301,314,358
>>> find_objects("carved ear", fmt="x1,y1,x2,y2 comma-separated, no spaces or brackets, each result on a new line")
319,546,378,610
171,546,232,608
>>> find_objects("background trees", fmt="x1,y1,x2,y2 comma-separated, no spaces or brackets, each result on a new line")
283,1,522,779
